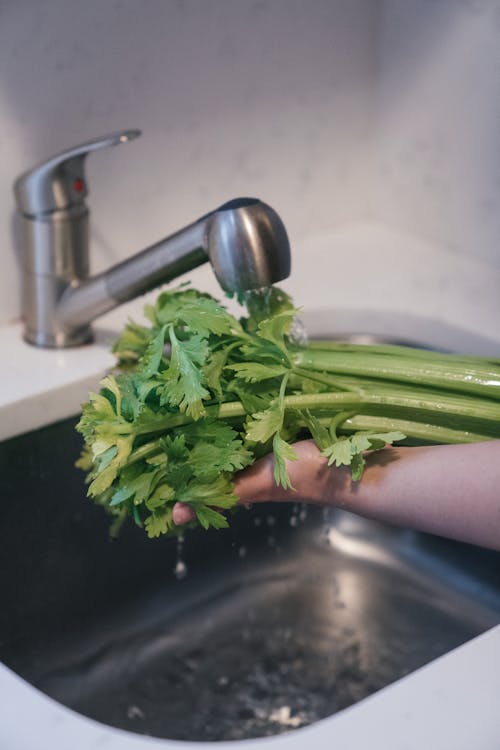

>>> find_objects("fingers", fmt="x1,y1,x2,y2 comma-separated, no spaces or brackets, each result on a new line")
235,440,328,503
233,451,282,502
172,502,196,525
172,440,332,527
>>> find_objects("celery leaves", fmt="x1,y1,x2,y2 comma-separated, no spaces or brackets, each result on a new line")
322,430,406,481
77,283,500,538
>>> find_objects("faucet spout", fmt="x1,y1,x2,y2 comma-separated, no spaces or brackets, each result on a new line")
17,190,290,347
14,132,290,348
57,219,208,336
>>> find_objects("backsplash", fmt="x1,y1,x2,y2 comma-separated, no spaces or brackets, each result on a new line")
372,0,500,267
0,0,499,327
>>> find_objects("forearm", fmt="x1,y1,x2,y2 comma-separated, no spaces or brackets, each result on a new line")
234,440,500,550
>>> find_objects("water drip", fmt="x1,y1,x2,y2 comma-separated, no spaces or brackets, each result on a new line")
174,533,187,580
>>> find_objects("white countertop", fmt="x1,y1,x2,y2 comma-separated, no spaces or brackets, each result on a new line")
2,224,500,748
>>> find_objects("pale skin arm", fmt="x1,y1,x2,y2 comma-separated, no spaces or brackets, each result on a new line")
173,440,500,551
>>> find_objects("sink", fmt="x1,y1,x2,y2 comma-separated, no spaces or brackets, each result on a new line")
1,416,500,742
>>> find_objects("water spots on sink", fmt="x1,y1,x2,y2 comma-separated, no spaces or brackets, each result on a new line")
126,704,145,721
269,705,307,729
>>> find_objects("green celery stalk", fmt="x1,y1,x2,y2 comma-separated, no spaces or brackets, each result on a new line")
293,347,500,400
76,285,500,538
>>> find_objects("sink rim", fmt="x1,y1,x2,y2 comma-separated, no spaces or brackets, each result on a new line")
2,309,500,747
1,415,499,742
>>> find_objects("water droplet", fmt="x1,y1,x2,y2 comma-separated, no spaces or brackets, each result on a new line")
299,504,308,523
174,560,187,580
289,316,309,347
267,535,276,547
217,675,229,686
254,517,262,527
266,515,275,527
238,546,247,558
320,525,332,546
174,533,187,579
289,503,299,527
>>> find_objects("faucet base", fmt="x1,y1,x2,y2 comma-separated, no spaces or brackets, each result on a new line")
23,324,94,349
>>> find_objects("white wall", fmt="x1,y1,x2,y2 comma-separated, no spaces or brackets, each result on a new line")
1,0,499,329
0,0,377,325
372,0,500,266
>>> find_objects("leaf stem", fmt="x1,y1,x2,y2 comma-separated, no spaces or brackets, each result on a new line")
320,415,490,445
294,348,500,401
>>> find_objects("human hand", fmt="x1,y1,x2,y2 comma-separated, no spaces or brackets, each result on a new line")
172,440,336,526
172,439,500,551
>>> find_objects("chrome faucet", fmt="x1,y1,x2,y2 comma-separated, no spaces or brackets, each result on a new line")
13,129,291,348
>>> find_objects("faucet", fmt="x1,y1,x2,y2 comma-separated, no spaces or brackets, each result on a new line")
13,129,291,348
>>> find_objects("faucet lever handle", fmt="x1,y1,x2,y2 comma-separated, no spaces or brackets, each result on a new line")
14,128,141,217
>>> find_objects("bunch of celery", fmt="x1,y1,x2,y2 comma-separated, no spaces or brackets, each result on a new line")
76,286,500,537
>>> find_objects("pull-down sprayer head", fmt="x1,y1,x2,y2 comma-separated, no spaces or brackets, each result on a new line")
205,198,291,293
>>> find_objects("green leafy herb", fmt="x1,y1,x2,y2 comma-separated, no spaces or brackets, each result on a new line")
321,430,406,481
76,284,500,538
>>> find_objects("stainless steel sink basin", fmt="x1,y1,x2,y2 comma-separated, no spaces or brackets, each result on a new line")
1,417,500,742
